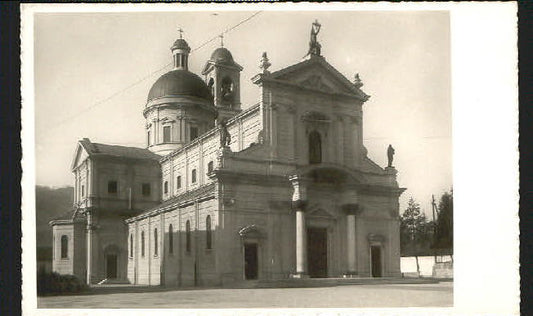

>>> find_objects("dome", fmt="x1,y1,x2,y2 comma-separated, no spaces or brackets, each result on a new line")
210,47,235,64
171,38,190,51
147,69,212,102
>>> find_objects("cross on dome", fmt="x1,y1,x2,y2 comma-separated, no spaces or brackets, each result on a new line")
177,27,184,39
219,34,224,47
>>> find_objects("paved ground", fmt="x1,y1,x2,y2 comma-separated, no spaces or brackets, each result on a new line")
38,282,453,308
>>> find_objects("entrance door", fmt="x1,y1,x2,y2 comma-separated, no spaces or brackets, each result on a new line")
244,243,258,280
370,246,382,277
106,254,118,279
307,228,328,278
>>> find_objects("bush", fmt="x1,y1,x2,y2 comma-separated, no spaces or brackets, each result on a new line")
37,271,88,296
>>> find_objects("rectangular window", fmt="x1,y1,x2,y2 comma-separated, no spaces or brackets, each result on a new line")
61,235,68,259
81,185,85,197
190,126,198,141
108,180,117,194
177,176,182,189
164,181,169,194
207,161,214,174
147,130,151,146
142,183,151,196
163,126,171,142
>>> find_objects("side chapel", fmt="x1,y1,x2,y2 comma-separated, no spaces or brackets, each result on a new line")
50,21,405,286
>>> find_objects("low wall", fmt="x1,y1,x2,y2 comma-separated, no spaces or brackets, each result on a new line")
400,256,453,278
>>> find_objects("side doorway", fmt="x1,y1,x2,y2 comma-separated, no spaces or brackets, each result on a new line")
370,245,382,277
244,243,258,280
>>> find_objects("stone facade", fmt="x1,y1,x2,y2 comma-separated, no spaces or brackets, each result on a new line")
50,28,405,286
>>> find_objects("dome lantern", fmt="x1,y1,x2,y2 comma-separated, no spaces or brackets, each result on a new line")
171,29,191,70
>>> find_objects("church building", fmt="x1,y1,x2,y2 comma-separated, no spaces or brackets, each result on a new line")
50,22,405,286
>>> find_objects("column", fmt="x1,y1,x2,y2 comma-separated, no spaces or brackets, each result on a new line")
289,175,309,278
295,202,307,276
342,203,360,277
86,209,94,284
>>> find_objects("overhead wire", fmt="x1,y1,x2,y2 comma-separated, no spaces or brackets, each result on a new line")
44,11,263,132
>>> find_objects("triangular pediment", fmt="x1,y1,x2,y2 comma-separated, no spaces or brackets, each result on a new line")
268,57,369,100
70,141,89,171
307,205,335,218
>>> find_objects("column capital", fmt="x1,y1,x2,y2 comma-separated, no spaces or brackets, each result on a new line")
341,203,362,216
289,174,310,203
291,200,308,211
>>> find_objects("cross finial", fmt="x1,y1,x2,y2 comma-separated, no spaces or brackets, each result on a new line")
177,27,184,39
219,34,224,47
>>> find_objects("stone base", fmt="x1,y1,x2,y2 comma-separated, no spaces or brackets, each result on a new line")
289,273,309,279
385,166,397,174
342,273,359,278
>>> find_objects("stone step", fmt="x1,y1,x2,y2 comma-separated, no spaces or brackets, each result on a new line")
227,277,439,289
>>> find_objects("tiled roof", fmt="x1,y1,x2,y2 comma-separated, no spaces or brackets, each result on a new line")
80,138,161,161
50,209,76,221
128,183,215,221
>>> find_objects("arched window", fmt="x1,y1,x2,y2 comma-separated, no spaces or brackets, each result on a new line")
186,220,191,253
60,235,68,259
309,130,322,164
221,77,234,102
154,228,159,256
208,77,215,95
141,231,145,257
191,169,197,183
164,181,169,194
129,234,133,257
168,224,174,254
206,215,212,250
207,161,214,174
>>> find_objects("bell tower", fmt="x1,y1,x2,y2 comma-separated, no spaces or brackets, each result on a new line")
202,36,243,122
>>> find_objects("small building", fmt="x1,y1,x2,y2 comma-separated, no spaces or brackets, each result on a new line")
50,23,405,286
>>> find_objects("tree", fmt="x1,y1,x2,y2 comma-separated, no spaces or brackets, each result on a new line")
433,190,453,253
400,197,432,275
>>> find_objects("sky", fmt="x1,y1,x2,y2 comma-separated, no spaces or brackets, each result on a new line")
33,9,451,217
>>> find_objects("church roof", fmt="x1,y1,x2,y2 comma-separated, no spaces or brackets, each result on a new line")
147,69,213,102
79,138,161,161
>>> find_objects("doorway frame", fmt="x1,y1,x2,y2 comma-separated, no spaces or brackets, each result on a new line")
242,240,260,280
243,242,260,280
306,216,335,278
105,253,118,279
368,242,384,278
306,226,329,278
103,244,121,280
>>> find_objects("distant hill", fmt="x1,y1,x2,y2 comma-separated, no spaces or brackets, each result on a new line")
35,186,74,249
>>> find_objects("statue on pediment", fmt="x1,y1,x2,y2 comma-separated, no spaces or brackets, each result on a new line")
387,144,395,168
308,20,322,56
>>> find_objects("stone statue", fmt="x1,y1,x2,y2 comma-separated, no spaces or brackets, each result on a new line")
219,120,231,148
308,20,322,56
387,144,395,168
353,73,363,88
259,52,271,73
